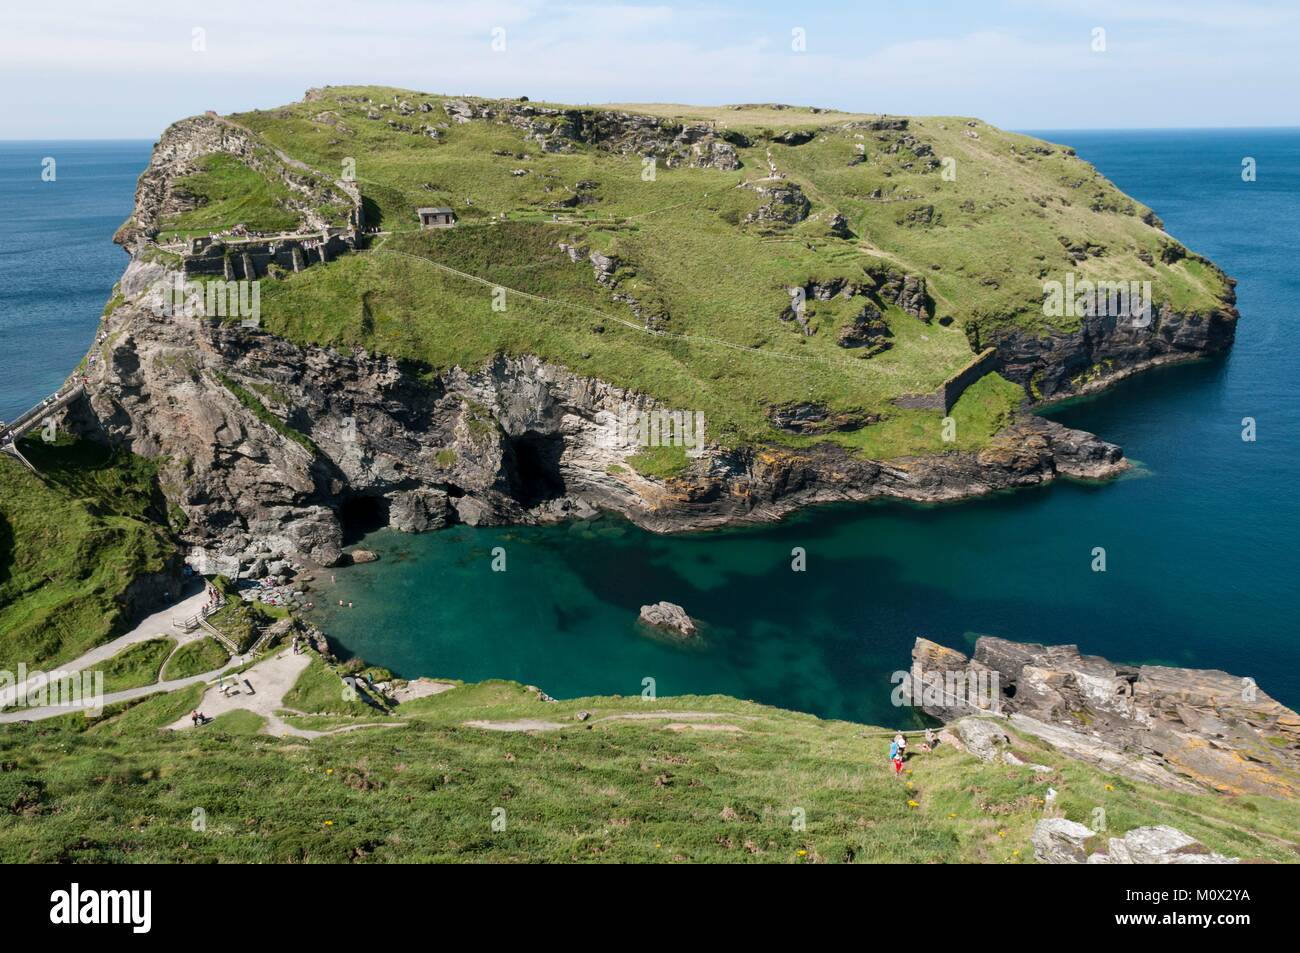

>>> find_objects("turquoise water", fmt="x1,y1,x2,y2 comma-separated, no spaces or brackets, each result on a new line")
3,132,1297,725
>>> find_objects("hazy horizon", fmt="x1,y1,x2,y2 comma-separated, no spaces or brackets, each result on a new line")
4,0,1298,138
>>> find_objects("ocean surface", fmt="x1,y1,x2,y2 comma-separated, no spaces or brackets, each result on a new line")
0,141,152,422
2,131,1296,725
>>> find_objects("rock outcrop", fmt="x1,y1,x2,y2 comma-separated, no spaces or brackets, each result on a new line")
980,273,1239,402
909,636,1300,797
114,114,359,248
1032,819,1238,864
436,97,744,170
744,181,811,225
638,602,698,639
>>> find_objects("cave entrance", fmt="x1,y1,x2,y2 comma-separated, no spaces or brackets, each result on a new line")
338,494,390,544
508,431,566,506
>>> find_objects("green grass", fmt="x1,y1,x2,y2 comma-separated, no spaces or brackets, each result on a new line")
30,637,176,708
158,153,301,239
161,637,231,680
94,638,175,693
282,656,380,716
186,86,1227,458
0,678,1293,863
0,437,175,672
627,445,691,479
204,709,267,735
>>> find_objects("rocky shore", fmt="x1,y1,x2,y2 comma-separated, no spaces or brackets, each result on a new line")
907,635,1300,799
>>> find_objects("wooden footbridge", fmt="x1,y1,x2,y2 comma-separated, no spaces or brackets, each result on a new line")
0,384,85,472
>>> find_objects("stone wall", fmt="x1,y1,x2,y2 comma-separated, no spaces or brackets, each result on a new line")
181,229,358,280
939,347,1000,413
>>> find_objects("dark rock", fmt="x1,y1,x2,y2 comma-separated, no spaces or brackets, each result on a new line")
837,302,893,353
767,403,875,434
772,130,815,146
745,183,811,226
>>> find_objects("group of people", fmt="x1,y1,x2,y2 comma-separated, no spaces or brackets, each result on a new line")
204,584,222,610
889,727,938,775
188,710,209,726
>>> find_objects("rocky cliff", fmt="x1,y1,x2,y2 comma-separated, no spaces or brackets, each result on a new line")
114,114,359,247
70,256,1125,568
976,270,1239,402
909,636,1300,798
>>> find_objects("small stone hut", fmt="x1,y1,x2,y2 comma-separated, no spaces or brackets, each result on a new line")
417,207,456,228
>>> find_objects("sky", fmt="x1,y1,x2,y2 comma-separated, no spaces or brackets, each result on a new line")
2,0,1298,138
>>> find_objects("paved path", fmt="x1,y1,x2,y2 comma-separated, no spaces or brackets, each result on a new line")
167,649,311,732
0,665,235,723
167,650,401,738
0,585,214,709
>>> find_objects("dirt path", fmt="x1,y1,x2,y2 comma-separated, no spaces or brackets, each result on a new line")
464,718,569,732
167,650,404,739
167,649,311,733
0,665,236,723
462,710,756,733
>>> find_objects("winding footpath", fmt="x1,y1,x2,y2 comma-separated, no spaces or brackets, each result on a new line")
0,586,244,721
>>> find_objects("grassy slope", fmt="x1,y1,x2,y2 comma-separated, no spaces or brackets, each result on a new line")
161,636,230,681
202,87,1228,457
158,153,301,240
0,673,1293,863
0,438,174,672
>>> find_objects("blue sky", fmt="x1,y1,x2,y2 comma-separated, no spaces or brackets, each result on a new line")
2,0,1298,137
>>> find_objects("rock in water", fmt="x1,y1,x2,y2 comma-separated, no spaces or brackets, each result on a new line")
348,549,380,564
638,602,698,639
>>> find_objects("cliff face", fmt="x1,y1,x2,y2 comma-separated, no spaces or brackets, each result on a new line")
113,114,358,248
980,280,1239,402
71,258,1124,568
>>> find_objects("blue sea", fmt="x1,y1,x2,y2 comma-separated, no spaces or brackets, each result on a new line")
2,131,1296,724
0,140,151,421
